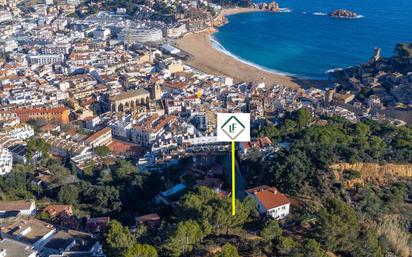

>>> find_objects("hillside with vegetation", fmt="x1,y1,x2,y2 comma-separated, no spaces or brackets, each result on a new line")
1,110,410,256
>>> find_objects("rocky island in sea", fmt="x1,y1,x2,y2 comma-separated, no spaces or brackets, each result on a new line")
329,9,359,18
330,43,412,110
251,1,283,12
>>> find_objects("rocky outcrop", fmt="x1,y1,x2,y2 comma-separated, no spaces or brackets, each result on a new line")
329,9,359,18
370,47,382,63
254,1,280,12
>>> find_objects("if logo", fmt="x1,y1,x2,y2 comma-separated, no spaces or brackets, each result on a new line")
228,123,236,133
221,116,245,140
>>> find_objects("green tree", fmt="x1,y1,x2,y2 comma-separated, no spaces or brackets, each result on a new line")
26,138,50,160
123,243,158,257
37,211,51,221
260,219,282,242
354,228,384,257
315,198,360,253
179,187,255,235
58,184,79,205
83,185,121,215
294,108,313,129
274,236,298,255
260,124,280,141
117,160,139,177
94,145,111,157
47,162,70,185
103,220,135,257
163,220,206,257
213,243,240,257
302,239,327,257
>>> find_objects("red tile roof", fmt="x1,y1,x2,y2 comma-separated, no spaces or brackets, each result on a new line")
247,186,290,210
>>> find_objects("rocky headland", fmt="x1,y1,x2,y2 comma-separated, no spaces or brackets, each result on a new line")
329,9,359,18
330,43,412,110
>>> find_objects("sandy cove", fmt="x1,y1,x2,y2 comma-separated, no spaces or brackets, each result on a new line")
176,8,328,89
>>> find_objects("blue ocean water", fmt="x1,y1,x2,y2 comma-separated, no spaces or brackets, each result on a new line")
213,0,412,79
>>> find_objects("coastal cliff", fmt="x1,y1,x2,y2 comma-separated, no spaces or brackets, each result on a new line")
329,9,359,18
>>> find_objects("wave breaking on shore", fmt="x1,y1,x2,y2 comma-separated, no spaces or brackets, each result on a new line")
209,35,296,78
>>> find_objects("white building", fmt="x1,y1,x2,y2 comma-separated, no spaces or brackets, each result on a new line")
84,116,101,130
130,114,175,146
93,27,111,40
0,238,37,257
0,147,12,176
84,127,112,148
28,54,64,65
42,43,71,55
42,134,91,157
246,185,290,220
0,11,12,23
66,0,80,5
160,44,181,55
1,124,35,140
118,27,163,44
0,200,36,216
166,24,187,38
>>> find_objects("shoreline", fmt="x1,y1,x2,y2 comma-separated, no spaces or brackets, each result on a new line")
176,8,328,89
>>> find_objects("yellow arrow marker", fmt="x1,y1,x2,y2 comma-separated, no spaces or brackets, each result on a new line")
232,140,236,216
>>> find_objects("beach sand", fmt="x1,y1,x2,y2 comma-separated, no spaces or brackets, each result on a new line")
176,8,328,89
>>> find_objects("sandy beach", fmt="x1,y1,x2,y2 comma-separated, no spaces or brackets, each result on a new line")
176,8,327,89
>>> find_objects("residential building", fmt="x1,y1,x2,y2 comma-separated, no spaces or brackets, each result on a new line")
0,217,56,251
0,200,36,216
84,127,112,148
118,28,163,44
42,134,90,157
43,205,73,220
135,213,160,228
28,54,65,65
0,238,37,257
43,229,104,257
13,107,70,124
246,185,290,219
131,114,176,146
85,217,110,234
0,147,12,175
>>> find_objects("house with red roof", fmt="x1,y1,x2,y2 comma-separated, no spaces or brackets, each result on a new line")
135,213,160,228
240,137,273,155
246,185,290,220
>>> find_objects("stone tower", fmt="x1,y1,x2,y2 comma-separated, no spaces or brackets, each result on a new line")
150,83,162,100
371,47,382,62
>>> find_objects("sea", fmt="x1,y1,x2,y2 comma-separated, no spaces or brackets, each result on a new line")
212,0,412,79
